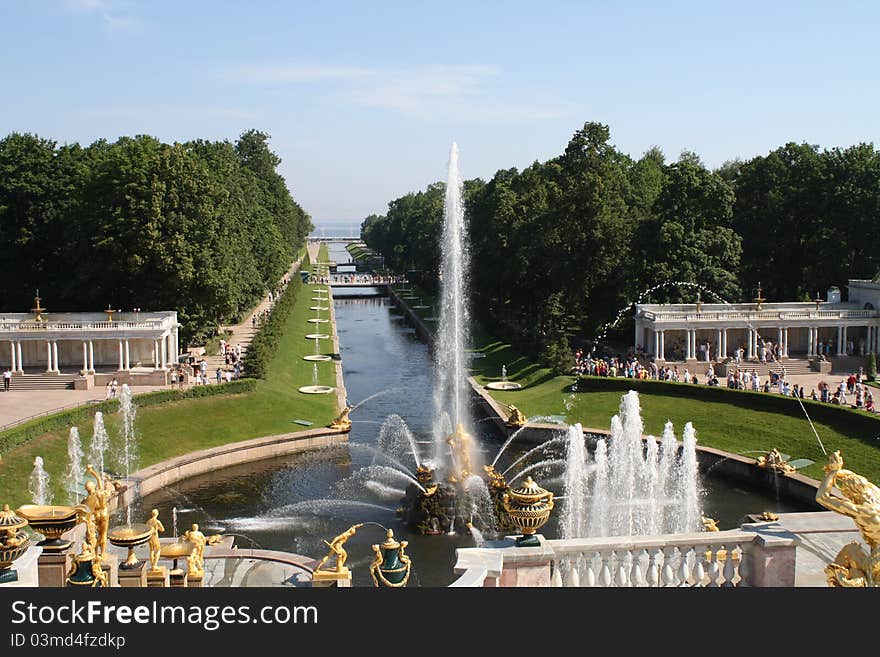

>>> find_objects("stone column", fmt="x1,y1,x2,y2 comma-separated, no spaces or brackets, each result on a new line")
118,340,124,371
124,340,131,370
161,335,167,368
837,326,844,356
807,328,813,357
686,330,693,360
783,328,789,357
153,340,159,369
654,330,659,360
777,327,783,354
634,320,640,353
716,329,722,361
82,341,88,374
16,342,23,373
721,328,728,359
747,329,754,360
52,341,59,372
659,330,665,360
88,341,94,373
842,325,848,355
10,340,16,372
174,326,179,363
46,340,53,373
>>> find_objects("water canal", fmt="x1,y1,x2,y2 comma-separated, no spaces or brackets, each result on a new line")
132,242,815,587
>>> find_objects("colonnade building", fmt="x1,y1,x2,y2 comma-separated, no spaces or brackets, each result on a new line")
1,297,179,386
634,279,880,365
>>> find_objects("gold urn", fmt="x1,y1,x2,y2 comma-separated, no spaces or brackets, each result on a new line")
0,504,31,584
16,504,83,553
501,476,554,547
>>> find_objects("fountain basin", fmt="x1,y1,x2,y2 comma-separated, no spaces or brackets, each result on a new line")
298,385,335,394
16,504,82,552
305,333,331,340
486,381,523,390
308,318,330,323
311,297,329,302
310,306,329,311
303,355,332,362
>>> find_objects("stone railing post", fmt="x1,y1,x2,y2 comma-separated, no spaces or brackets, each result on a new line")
741,523,799,586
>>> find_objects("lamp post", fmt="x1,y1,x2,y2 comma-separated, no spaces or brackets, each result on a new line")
133,308,141,323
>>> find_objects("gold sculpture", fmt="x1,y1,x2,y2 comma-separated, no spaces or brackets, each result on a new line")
445,423,473,482
329,405,353,431
760,510,779,522
702,516,720,532
146,509,165,574
815,450,880,587
91,559,108,588
506,405,527,428
415,464,434,484
30,292,46,323
483,464,508,491
314,523,363,576
82,465,117,559
182,523,223,578
369,529,411,588
756,449,795,474
501,476,554,547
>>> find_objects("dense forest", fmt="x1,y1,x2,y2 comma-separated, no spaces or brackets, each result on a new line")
0,130,312,343
362,122,880,367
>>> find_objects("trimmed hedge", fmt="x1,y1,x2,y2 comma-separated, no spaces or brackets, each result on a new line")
243,259,306,379
0,378,257,455
573,375,880,444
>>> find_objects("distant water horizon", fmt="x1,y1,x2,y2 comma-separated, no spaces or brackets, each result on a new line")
309,220,362,238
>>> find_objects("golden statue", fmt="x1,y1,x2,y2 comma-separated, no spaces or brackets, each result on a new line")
506,405,527,427
446,423,474,482
83,465,116,558
182,523,223,577
314,523,363,574
1,528,25,549
760,510,779,522
756,448,795,474
483,464,508,491
422,483,438,497
702,516,720,532
146,509,165,573
91,559,108,588
415,464,434,485
329,405,353,431
815,450,880,587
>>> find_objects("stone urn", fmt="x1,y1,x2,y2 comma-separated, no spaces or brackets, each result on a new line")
16,504,83,553
0,505,31,584
501,476,554,547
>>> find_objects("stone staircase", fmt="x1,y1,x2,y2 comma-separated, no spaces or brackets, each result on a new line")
7,373,78,390
722,359,814,377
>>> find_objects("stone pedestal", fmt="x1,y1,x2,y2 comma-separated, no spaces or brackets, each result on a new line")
146,566,169,588
169,568,188,587
37,549,72,587
0,546,43,587
99,553,119,588
117,562,147,588
310,569,352,587
187,572,203,588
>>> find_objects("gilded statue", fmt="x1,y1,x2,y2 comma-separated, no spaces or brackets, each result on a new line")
146,509,165,573
483,464,508,491
445,423,473,482
83,465,115,558
759,511,779,522
1,528,25,549
815,450,880,587
329,405,353,431
701,516,720,532
182,523,223,576
315,523,363,574
75,503,98,559
506,404,527,427
756,448,795,474
91,559,108,588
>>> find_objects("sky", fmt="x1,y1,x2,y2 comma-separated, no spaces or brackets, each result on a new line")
2,1,879,226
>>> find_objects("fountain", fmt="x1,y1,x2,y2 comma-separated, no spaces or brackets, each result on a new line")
63,427,85,505
486,364,522,390
88,411,110,477
304,336,332,362
28,457,52,506
116,384,138,479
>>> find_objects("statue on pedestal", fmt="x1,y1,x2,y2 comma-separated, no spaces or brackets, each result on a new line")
146,509,165,573
83,465,116,558
506,405,527,427
314,523,363,575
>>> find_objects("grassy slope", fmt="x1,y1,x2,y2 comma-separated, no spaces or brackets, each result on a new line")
0,255,338,506
391,284,880,484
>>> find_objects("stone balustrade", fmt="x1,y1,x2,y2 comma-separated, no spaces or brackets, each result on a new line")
451,523,799,587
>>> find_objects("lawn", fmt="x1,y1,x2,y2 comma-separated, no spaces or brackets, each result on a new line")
0,263,339,506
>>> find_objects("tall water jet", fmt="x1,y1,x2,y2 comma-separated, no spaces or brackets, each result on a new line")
88,412,110,476
28,456,52,506
63,427,85,505
561,423,589,539
676,422,703,533
432,142,471,467
116,384,138,479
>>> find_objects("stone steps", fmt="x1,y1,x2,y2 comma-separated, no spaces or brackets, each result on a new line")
7,374,77,390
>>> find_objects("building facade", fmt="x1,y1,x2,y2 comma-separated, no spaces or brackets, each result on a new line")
634,280,880,362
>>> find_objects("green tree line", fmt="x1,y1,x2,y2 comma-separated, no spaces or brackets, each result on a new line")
0,129,312,343
362,122,880,363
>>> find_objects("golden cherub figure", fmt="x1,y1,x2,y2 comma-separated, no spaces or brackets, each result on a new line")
702,516,720,532
146,509,165,573
315,523,363,573
815,450,880,587
756,448,795,474
446,423,473,482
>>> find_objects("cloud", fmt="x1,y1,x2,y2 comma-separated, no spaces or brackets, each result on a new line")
224,63,570,123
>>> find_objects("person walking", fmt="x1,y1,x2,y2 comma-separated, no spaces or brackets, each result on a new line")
2,367,11,392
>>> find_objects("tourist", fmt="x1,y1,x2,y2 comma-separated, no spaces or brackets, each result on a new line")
225,369,232,383
216,367,222,384
170,369,177,388
810,388,818,401
110,378,118,398
763,380,771,393
866,392,875,413
2,367,10,392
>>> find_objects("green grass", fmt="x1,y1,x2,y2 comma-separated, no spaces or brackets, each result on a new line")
0,277,340,506
386,284,880,485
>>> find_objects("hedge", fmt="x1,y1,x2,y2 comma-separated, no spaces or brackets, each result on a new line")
0,378,256,455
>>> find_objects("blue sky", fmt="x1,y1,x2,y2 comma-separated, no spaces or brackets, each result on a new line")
2,1,878,224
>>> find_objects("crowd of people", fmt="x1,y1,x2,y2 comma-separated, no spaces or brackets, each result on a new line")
572,348,877,413
309,273,405,285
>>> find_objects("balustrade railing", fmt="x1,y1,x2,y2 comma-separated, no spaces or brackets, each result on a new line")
0,320,168,332
640,309,878,323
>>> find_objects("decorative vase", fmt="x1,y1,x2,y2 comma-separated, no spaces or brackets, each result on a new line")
0,505,30,584
501,476,554,547
16,505,82,553
369,529,411,587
